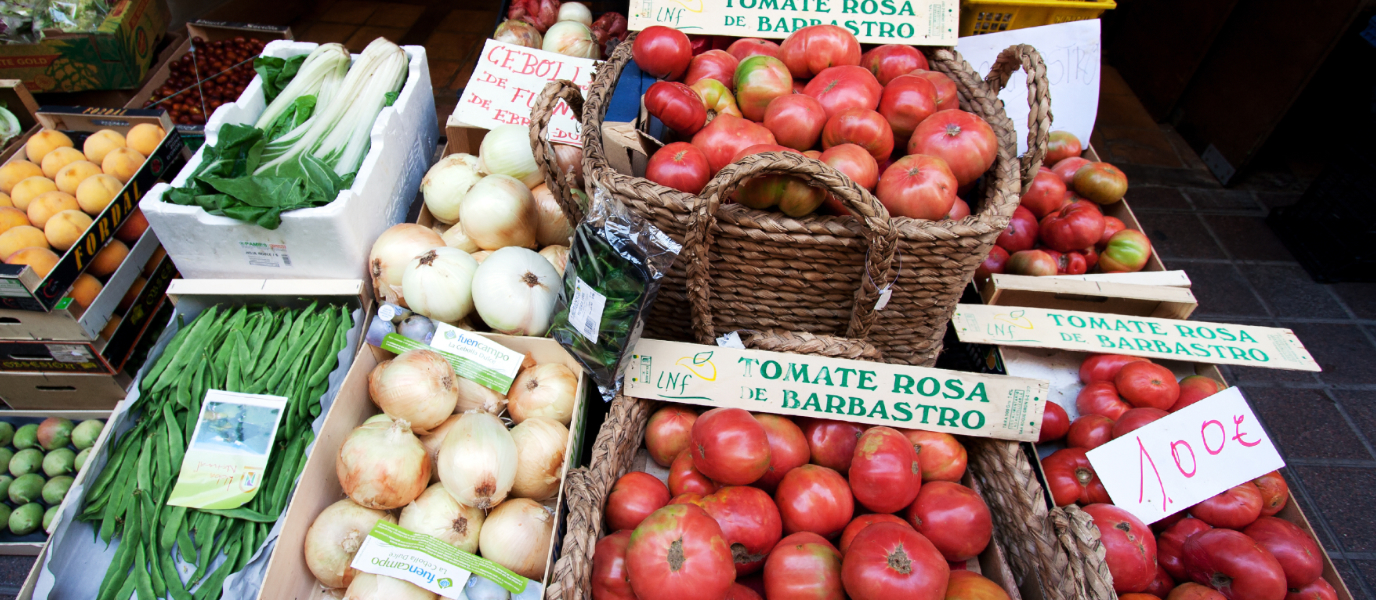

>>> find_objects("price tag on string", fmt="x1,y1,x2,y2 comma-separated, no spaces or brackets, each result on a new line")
1086,387,1284,525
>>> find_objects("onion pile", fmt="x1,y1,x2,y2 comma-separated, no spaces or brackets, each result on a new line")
368,349,458,433
510,417,569,500
304,499,396,588
438,412,517,510
400,248,479,325
399,483,485,553
368,224,443,306
478,499,555,580
509,363,578,425
344,573,438,600
471,247,562,336
336,415,430,510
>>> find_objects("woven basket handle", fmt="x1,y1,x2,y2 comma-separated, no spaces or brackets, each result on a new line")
685,152,898,344
984,44,1052,192
530,79,587,224
1055,505,1117,600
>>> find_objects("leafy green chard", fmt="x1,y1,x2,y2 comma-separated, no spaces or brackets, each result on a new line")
0,102,20,149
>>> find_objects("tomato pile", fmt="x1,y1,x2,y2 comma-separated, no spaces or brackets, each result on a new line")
142,36,268,126
632,25,997,223
1035,354,1335,600
977,130,1155,277
594,406,1005,600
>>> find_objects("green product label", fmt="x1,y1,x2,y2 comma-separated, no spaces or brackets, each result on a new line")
380,326,522,394
166,390,288,509
351,521,529,598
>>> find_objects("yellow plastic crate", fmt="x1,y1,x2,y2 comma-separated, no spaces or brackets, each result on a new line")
959,0,1116,36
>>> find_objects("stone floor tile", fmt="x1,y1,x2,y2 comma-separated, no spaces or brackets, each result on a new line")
425,31,482,61
1203,215,1297,262
428,58,463,90
1328,283,1376,320
1142,213,1226,260
1177,261,1270,319
318,0,379,23
1184,188,1264,211
298,22,358,44
1290,465,1376,553
1239,264,1348,319
436,9,499,33
1099,125,1183,168
1289,323,1376,385
1246,387,1372,460
1097,92,1161,130
1123,186,1192,210
1332,391,1376,457
368,3,424,28
1256,191,1304,208
345,25,408,51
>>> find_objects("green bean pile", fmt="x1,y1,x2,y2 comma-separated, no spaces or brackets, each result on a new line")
79,302,352,600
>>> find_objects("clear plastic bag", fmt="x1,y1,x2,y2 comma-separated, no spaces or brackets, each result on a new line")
549,188,681,401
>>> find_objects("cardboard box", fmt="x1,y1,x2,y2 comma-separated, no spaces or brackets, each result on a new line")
0,107,186,312
0,80,42,163
139,41,438,281
0,0,170,93
256,333,589,598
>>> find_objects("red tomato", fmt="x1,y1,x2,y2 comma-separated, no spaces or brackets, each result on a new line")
646,406,698,467
1113,408,1169,439
1052,156,1092,186
1192,482,1264,530
647,142,712,194
822,108,894,161
730,143,826,216
606,472,672,531
876,154,957,220
626,504,735,600
592,530,635,600
1077,246,1099,270
1101,229,1153,272
752,413,810,493
690,113,776,174
949,198,970,219
906,109,997,187
849,427,922,513
1051,249,1088,275
701,486,784,576
646,81,708,135
1147,563,1177,598
1076,381,1131,420
801,418,867,475
1182,528,1287,600
687,34,729,56
684,50,740,88
945,570,1011,600
1066,414,1115,450
1285,579,1338,600
842,522,950,600
1159,517,1213,581
764,531,845,600
904,481,991,562
691,408,771,485
1115,362,1181,410
838,514,911,555
1042,447,1110,506
976,245,1010,280
1021,168,1068,219
1243,517,1323,588
1038,401,1070,443
1123,595,1164,600
764,94,827,151
908,69,958,110
1081,354,1150,384
726,583,763,600
774,464,854,537
735,55,795,121
877,74,938,143
1007,250,1058,277
996,206,1039,253
1172,376,1222,413
727,38,782,62
1073,162,1129,204
899,429,967,482
804,65,883,118
817,143,880,214
1045,131,1083,165
1170,583,1229,600
780,24,862,79
1253,471,1289,517
670,492,706,506
669,449,719,496
860,44,929,85
633,26,693,80
1084,503,1158,593
691,79,743,120
1039,201,1106,252
1097,216,1127,251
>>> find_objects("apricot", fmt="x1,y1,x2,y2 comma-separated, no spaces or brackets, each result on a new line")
0,207,29,235
126,123,165,157
89,239,129,277
83,129,126,164
143,246,166,277
0,191,10,208
118,276,146,312
41,147,86,179
5,247,59,278
55,161,101,195
0,161,42,194
101,148,144,184
0,226,47,258
28,191,79,229
115,208,148,244
10,176,56,210
69,273,102,309
76,174,122,215
24,130,73,164
44,210,92,251
100,315,121,339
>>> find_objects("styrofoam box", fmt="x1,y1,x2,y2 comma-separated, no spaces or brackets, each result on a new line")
139,40,438,280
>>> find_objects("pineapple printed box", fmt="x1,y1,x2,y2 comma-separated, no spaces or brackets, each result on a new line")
0,0,170,93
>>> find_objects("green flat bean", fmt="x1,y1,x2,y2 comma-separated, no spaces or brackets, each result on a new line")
200,507,277,523
161,551,193,600
161,505,186,553
134,544,155,600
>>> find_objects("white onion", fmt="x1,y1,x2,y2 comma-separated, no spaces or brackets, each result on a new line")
442,224,480,253
456,375,508,415
399,483,485,553
465,576,510,600
344,573,438,600
369,224,444,306
304,499,397,589
471,247,562,336
538,245,569,277
509,363,579,425
557,2,592,27
420,415,463,483
531,184,574,246
472,250,493,264
422,154,483,224
542,21,599,59
369,349,459,434
510,417,569,500
479,125,542,188
459,175,538,250
478,499,554,580
337,415,431,510
438,412,517,510
401,248,478,324
493,19,543,49
550,143,584,190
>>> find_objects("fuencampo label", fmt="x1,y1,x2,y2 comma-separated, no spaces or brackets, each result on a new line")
568,276,606,342
351,521,528,599
381,324,523,394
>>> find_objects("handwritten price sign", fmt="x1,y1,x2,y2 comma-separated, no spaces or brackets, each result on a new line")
456,39,597,147
1086,387,1283,525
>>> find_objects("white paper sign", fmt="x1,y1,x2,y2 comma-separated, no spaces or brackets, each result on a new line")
955,21,1102,156
456,39,598,147
1086,387,1284,525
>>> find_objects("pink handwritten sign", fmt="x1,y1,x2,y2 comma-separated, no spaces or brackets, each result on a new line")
455,39,597,147
1085,387,1284,525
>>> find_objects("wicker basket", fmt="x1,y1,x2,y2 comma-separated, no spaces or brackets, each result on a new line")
559,37,1052,367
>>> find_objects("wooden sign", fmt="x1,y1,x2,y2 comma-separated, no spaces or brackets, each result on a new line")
628,0,958,46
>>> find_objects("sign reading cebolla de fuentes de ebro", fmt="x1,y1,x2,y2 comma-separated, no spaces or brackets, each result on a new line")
622,339,1051,441
627,0,957,46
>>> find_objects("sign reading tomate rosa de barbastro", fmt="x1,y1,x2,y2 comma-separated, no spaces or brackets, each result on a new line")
949,305,1320,372
627,0,957,46
621,338,1050,441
